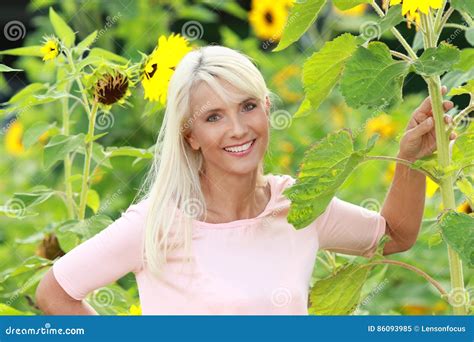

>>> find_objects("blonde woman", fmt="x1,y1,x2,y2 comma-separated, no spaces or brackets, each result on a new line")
36,45,456,315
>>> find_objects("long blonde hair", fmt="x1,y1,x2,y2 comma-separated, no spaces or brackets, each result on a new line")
138,45,271,279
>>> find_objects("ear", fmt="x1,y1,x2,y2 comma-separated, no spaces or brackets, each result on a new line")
265,96,271,116
185,132,200,151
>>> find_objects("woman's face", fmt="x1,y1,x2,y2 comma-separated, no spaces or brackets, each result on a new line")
185,79,270,177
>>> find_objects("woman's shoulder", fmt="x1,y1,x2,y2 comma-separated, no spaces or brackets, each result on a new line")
265,173,297,211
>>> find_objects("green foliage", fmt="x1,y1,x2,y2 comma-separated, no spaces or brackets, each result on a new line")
340,42,409,109
439,211,474,268
413,43,461,76
43,134,85,169
49,7,76,47
303,33,359,112
274,0,327,51
283,130,378,229
309,263,371,315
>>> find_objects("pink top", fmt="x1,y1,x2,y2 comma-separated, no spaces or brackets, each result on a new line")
53,174,386,315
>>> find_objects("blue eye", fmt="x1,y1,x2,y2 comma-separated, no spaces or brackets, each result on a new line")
206,114,220,122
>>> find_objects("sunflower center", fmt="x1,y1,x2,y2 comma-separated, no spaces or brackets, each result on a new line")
95,74,129,105
264,11,273,24
146,63,158,79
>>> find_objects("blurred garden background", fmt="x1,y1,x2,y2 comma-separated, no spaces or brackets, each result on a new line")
0,0,472,315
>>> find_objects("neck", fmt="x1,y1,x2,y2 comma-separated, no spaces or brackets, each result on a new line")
200,167,269,223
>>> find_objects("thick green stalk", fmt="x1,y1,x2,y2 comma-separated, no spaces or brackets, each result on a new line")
78,101,99,220
421,12,467,315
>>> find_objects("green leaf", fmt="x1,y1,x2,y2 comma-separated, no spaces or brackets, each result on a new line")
43,134,85,169
6,83,47,105
86,189,100,214
452,132,474,170
293,97,312,118
452,48,474,72
451,0,474,17
49,7,75,47
0,46,43,57
58,215,113,240
309,263,371,315
283,130,373,229
105,146,154,159
88,48,128,65
439,211,474,268
466,28,474,46
23,122,56,148
0,256,52,283
413,43,461,76
11,187,55,208
457,177,474,204
340,42,409,110
378,4,404,35
333,0,371,10
0,303,34,315
0,64,22,72
448,79,474,96
273,0,327,52
75,30,98,54
56,229,80,253
303,33,359,111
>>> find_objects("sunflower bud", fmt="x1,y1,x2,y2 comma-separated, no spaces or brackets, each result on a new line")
94,72,129,105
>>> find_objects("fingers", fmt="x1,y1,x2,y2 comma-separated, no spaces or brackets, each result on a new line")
409,117,434,138
416,85,449,116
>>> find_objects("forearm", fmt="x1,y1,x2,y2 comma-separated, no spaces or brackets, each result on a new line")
38,298,99,315
380,152,426,255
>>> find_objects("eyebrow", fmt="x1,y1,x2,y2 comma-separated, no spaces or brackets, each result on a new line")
202,97,257,116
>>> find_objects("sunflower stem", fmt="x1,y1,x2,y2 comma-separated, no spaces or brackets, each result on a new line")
420,12,468,315
78,101,99,220
61,85,76,219
371,1,418,60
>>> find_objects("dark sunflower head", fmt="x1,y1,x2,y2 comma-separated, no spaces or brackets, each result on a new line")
94,72,129,105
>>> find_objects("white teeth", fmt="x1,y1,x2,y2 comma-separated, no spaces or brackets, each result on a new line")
224,140,254,153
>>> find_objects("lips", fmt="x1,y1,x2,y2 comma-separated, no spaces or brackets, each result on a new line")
222,139,256,153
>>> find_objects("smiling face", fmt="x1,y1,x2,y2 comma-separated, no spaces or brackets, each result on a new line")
184,78,270,178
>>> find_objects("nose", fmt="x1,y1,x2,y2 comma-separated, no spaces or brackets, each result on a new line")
229,114,249,139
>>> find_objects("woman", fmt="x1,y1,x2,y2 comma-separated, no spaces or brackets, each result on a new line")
36,45,456,315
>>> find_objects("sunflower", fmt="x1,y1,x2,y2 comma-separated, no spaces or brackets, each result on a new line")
84,62,134,109
249,0,293,41
333,4,368,16
5,121,24,156
40,36,60,61
141,34,192,104
389,0,442,30
365,114,397,139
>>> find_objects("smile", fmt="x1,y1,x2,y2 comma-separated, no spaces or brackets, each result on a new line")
222,139,256,156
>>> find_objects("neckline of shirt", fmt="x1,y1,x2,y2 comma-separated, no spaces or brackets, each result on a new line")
193,174,277,229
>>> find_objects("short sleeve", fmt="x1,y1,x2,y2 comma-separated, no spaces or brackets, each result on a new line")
312,196,386,258
52,200,148,300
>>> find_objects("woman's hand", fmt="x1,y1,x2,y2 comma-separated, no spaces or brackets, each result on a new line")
398,85,457,162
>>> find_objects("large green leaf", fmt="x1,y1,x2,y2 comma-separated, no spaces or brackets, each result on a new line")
452,132,474,170
43,134,85,169
454,48,474,72
10,187,55,208
0,64,22,72
309,263,371,315
413,43,460,76
23,122,57,148
49,7,75,47
75,30,98,55
0,303,34,315
105,146,154,159
451,0,474,17
303,33,359,112
0,256,52,283
57,215,113,241
340,42,409,110
283,130,378,229
273,0,327,52
439,211,474,268
88,48,128,65
0,46,43,57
